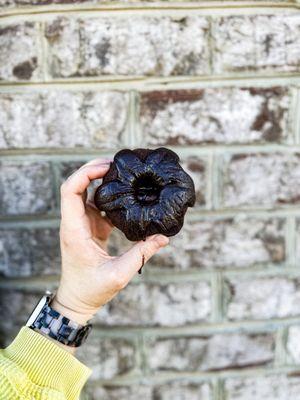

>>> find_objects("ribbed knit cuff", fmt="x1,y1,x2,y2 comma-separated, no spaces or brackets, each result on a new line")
4,326,91,400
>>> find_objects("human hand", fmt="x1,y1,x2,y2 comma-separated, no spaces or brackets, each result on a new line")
51,158,169,327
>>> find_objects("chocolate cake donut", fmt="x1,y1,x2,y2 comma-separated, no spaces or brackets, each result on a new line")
94,147,195,242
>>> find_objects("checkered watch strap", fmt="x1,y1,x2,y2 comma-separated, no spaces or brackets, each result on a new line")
30,304,92,347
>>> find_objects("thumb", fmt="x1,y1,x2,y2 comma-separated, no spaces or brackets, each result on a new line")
114,234,169,280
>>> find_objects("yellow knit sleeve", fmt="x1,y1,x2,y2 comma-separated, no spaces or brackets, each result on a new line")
0,326,91,400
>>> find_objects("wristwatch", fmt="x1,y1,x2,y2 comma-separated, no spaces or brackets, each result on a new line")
26,291,92,347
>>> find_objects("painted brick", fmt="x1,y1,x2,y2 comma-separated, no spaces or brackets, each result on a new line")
0,91,128,149
178,156,207,206
1,0,90,6
77,334,137,380
1,0,294,6
223,153,300,208
95,281,211,326
140,88,289,145
226,277,300,320
286,326,300,364
153,381,212,400
84,382,211,400
294,218,300,266
0,227,60,277
0,23,41,81
45,16,210,78
224,375,300,400
213,15,300,73
148,333,274,372
83,385,152,400
0,161,55,216
0,290,40,344
151,217,285,270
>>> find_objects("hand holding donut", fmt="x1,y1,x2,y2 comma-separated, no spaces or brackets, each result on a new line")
52,158,169,337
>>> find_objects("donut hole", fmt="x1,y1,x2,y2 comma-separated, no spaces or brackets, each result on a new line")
134,174,162,205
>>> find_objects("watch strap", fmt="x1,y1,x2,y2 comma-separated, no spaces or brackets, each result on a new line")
30,303,92,347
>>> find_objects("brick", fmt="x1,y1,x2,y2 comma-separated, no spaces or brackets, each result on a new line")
148,333,274,372
95,281,211,326
77,334,136,380
0,161,55,216
180,157,207,206
0,22,41,81
223,153,300,208
151,217,285,270
153,381,212,400
287,326,300,364
224,375,300,400
3,253,205,331
1,0,90,6
0,290,40,345
293,219,300,266
83,385,152,400
0,227,60,277
213,15,300,73
84,382,211,400
45,16,210,78
226,277,300,320
0,91,128,149
140,88,289,145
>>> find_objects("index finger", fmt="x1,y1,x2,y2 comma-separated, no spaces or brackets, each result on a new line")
60,160,110,229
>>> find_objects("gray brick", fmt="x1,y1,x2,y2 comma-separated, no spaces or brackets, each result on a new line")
151,217,285,270
0,22,41,81
0,227,60,277
77,334,137,380
180,157,207,206
0,91,128,149
153,381,212,400
0,290,40,345
83,385,152,400
0,161,55,216
226,277,300,321
95,281,211,326
45,16,210,78
1,0,90,5
224,375,300,400
140,88,289,145
286,326,300,364
213,15,300,73
148,333,274,372
294,219,300,267
223,153,300,208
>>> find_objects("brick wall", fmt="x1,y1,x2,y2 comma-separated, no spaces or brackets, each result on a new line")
1,1,300,399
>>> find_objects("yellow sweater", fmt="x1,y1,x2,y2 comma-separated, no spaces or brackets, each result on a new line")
0,327,91,400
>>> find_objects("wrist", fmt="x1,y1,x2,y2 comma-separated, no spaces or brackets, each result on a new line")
50,289,95,326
